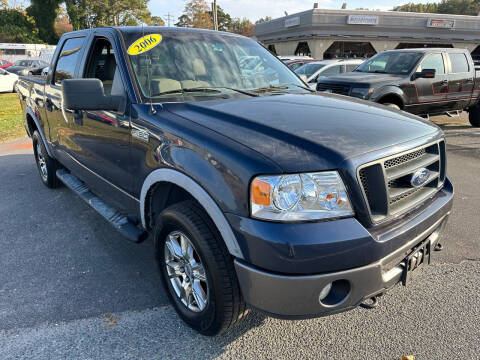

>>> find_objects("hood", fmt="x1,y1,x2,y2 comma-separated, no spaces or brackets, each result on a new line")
164,93,440,172
6,66,25,74
318,71,405,86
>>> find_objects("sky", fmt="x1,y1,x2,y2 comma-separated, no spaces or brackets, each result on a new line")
149,0,429,25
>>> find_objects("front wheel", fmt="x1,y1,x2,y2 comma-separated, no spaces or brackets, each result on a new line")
382,103,400,110
469,105,480,127
154,200,247,335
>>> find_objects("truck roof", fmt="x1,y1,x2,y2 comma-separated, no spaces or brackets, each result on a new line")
383,48,468,53
62,26,245,39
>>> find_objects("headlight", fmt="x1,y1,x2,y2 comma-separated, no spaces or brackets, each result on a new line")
350,87,373,100
250,171,354,221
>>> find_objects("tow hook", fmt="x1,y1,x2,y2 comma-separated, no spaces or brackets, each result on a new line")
434,242,443,251
361,295,380,309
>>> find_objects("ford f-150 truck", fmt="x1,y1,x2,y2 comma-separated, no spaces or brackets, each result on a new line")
17,27,453,336
317,48,480,127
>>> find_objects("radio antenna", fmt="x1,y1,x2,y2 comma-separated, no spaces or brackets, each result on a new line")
142,22,156,114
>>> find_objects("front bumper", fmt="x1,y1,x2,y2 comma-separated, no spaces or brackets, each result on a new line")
235,212,449,318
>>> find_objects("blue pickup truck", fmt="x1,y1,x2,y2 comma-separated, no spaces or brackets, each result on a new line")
17,27,453,335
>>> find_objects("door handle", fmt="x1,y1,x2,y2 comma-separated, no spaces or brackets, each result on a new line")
73,110,83,126
466,78,473,83
440,80,448,85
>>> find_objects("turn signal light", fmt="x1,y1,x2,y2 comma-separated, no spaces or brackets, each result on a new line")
251,178,271,206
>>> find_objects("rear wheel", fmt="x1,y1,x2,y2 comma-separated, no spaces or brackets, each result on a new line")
32,131,60,188
154,200,247,335
469,105,480,127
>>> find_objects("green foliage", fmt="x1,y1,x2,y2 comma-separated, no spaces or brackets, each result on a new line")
393,0,480,15
255,16,272,24
230,17,254,37
65,0,153,29
26,0,61,44
213,6,232,31
175,0,212,29
0,8,42,43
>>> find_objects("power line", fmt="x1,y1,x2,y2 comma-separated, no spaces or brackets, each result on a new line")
164,13,174,27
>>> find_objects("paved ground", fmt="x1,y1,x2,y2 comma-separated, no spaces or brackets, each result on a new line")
0,114,479,360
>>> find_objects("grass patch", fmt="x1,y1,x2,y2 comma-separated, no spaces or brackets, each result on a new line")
0,93,26,143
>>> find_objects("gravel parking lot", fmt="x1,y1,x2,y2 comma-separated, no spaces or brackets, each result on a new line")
0,113,479,360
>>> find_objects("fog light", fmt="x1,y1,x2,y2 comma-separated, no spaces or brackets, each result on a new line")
319,282,333,301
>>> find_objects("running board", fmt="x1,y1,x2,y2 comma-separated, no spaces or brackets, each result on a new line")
446,110,461,118
56,169,146,243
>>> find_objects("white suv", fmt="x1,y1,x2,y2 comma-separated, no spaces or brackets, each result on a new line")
295,59,365,89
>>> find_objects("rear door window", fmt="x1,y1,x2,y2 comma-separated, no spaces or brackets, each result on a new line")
417,53,445,75
54,37,85,85
320,64,342,76
449,53,469,73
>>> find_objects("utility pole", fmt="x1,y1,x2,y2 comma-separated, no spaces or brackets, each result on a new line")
164,13,174,27
212,0,218,31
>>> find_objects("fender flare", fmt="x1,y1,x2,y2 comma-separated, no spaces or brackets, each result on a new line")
25,107,54,158
373,86,406,108
140,168,244,259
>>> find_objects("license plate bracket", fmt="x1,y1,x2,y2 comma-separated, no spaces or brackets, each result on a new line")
401,238,431,286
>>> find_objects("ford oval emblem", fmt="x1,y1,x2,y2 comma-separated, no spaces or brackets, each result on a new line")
410,168,431,188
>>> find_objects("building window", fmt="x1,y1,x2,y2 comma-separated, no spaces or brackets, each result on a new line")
267,44,277,55
471,45,480,66
396,43,453,49
323,42,375,59
294,42,311,56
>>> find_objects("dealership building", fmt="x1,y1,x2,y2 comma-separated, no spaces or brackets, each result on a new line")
254,8,480,62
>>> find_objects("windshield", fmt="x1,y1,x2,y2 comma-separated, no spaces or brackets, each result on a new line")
355,52,423,75
13,60,32,67
295,63,326,77
123,30,306,100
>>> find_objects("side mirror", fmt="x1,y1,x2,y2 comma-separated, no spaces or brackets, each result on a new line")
414,68,436,80
62,79,125,113
299,74,308,83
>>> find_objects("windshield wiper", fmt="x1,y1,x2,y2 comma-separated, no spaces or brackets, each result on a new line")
250,83,313,93
151,86,258,97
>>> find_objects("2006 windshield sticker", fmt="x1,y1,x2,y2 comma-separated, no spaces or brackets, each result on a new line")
127,34,162,55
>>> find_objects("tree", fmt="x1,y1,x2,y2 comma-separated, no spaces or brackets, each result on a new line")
212,5,231,31
393,0,480,15
65,0,154,29
255,16,272,24
0,8,42,43
230,17,254,37
149,15,165,26
26,0,61,44
175,0,212,29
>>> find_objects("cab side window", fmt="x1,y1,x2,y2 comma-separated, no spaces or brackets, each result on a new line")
449,53,469,73
417,53,445,75
54,37,85,85
84,38,121,95
321,64,342,76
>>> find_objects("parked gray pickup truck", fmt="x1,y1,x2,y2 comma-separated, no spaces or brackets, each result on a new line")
17,27,453,335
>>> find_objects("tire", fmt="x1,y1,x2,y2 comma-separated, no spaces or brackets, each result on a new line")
154,200,247,336
468,105,480,127
382,103,400,110
32,131,60,188
12,81,17,93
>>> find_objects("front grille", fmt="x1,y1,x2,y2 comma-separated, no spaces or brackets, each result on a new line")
316,83,351,95
358,140,446,223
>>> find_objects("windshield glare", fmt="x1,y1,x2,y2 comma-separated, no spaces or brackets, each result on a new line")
355,52,422,74
295,63,325,77
124,30,305,100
